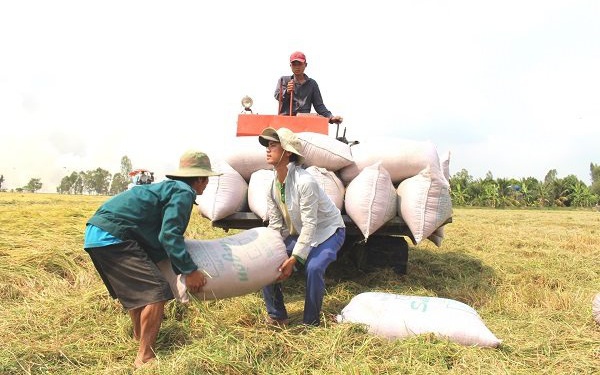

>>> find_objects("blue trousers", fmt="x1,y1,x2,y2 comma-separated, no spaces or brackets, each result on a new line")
262,227,346,325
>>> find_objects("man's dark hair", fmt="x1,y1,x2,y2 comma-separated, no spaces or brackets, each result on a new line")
289,153,299,163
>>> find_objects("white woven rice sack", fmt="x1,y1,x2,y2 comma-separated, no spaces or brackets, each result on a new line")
337,292,501,348
593,293,600,325
164,227,287,301
427,225,446,248
197,160,248,221
156,259,189,304
440,150,451,182
397,166,453,244
248,169,275,221
305,166,345,210
345,162,397,239
339,137,441,185
223,136,271,181
297,132,354,171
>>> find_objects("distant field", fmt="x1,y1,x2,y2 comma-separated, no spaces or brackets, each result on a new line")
0,193,599,374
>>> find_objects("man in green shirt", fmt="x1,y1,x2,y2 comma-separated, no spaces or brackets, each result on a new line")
84,150,220,368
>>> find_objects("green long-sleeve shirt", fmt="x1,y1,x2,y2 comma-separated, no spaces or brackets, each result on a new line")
86,180,198,274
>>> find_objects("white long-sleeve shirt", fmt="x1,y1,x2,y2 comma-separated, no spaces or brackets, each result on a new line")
267,163,345,261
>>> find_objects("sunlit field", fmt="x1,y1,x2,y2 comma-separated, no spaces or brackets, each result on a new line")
1,193,599,374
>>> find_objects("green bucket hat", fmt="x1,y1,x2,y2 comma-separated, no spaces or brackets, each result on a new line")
166,150,222,178
258,127,305,164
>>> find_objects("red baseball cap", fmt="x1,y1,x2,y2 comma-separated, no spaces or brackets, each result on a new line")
290,51,306,63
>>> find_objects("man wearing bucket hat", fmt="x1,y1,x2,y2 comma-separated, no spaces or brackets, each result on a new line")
83,150,221,368
258,127,346,326
275,51,344,125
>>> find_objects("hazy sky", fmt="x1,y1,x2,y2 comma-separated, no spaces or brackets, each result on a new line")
1,1,599,193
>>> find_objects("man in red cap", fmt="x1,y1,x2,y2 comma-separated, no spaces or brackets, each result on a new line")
275,51,343,124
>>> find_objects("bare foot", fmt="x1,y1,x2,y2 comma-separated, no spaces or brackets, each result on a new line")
134,356,156,369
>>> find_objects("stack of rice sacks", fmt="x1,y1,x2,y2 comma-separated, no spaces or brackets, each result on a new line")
197,132,453,246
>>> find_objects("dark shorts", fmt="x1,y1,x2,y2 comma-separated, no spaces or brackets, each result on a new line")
86,240,174,310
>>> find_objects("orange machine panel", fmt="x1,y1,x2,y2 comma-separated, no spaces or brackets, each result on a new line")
237,114,329,136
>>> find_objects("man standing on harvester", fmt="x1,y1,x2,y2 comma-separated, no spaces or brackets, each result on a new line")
275,51,344,125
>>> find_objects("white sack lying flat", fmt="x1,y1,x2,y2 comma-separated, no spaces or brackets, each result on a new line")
160,227,287,301
305,166,345,210
397,166,453,245
337,292,501,348
197,160,248,222
344,162,397,239
248,169,275,221
297,132,354,171
593,293,600,325
223,136,271,182
339,137,442,185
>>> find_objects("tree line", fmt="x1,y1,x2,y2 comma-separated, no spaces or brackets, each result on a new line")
449,163,600,208
0,174,44,193
2,158,599,208
56,156,133,195
0,156,134,194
